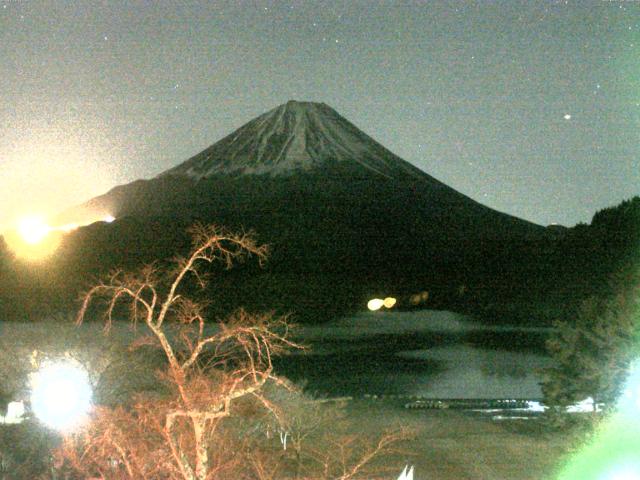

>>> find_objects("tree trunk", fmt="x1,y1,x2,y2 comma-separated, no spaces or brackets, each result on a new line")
193,416,208,480
295,447,302,479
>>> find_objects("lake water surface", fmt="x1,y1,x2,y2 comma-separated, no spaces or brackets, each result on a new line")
276,310,552,399
0,310,552,401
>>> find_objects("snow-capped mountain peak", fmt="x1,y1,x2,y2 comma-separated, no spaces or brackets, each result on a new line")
160,100,426,180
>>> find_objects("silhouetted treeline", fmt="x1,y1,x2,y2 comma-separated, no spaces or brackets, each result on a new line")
470,196,640,325
546,197,639,299
0,194,638,326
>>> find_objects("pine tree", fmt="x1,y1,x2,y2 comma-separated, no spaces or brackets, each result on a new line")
541,267,640,417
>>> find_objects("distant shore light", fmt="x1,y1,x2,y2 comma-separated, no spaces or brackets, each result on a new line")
367,298,384,311
383,297,397,308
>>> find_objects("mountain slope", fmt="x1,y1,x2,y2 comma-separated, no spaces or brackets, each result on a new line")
54,100,548,321
63,100,538,235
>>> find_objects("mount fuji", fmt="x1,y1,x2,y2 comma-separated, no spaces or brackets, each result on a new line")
57,100,548,320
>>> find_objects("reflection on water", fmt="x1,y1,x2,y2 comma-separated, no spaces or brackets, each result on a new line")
277,310,551,399
395,346,549,399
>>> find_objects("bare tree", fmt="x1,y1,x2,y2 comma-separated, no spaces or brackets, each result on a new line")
59,224,297,480
312,428,412,480
55,224,411,480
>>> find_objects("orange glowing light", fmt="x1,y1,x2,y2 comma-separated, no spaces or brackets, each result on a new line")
58,222,80,233
5,219,62,261
383,297,397,308
17,216,50,244
4,211,116,261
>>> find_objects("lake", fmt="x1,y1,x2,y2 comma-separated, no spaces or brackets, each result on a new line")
0,310,552,402
277,310,552,399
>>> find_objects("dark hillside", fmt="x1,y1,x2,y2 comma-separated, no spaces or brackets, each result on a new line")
3,103,633,325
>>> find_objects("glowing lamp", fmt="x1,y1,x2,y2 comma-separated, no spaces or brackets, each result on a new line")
383,297,397,308
30,360,93,431
367,298,384,311
17,216,50,244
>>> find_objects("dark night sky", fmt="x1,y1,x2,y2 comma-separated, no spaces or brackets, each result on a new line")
1,1,638,230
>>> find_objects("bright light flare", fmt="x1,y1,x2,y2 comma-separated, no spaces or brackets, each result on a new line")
5,212,115,260
619,363,640,413
58,222,80,233
367,298,384,311
556,360,640,480
17,216,50,244
600,463,640,480
5,216,62,260
29,360,93,431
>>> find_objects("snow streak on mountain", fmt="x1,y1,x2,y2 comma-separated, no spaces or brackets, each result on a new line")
161,100,429,181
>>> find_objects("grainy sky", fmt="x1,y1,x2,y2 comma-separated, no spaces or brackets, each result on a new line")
1,0,638,229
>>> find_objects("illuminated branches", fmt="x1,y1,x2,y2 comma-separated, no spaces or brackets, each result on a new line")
58,223,410,480
70,224,296,480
